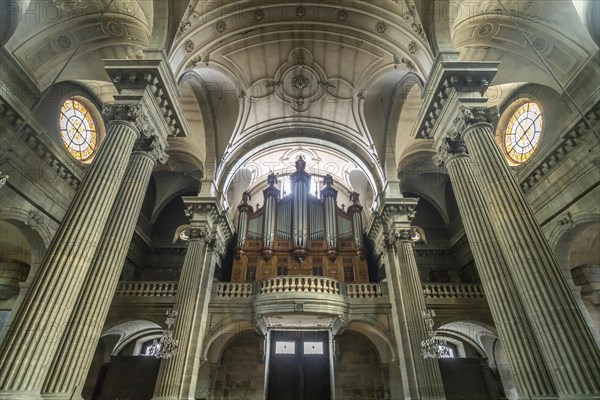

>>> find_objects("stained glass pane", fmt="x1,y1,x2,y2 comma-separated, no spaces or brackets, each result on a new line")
503,102,542,164
59,99,97,161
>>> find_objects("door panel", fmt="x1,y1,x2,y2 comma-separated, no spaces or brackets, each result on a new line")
268,331,330,400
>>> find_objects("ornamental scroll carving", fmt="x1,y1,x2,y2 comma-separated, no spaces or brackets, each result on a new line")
433,106,498,166
133,136,169,165
386,228,415,247
447,106,499,141
102,103,155,138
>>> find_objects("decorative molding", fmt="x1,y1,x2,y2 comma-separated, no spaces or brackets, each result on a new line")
413,61,498,139
447,106,499,141
0,98,82,190
102,103,155,138
375,21,387,34
519,101,600,193
132,135,169,164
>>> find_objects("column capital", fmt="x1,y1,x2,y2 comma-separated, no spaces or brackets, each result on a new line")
188,226,212,243
102,103,155,139
132,135,169,165
432,136,468,166
386,228,415,247
449,106,499,140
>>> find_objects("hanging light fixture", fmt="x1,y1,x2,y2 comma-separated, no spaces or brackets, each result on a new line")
421,309,451,359
148,309,179,359
0,172,8,189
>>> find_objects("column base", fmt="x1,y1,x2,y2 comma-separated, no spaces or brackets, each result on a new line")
0,391,43,400
40,392,83,400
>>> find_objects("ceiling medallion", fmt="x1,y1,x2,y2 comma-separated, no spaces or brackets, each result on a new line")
296,5,307,18
409,41,418,54
57,35,72,49
184,39,194,53
375,21,387,34
102,21,125,37
337,9,348,21
532,37,548,51
292,74,310,91
215,20,227,33
478,23,493,37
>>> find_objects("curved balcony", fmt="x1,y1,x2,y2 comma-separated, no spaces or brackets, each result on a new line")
113,280,484,307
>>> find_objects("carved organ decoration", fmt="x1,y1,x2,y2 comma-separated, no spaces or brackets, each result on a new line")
233,157,368,283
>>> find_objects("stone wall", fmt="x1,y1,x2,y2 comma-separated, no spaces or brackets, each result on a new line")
211,331,265,400
334,331,389,400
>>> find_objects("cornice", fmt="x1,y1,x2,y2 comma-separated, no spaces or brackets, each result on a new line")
0,95,82,189
104,55,191,138
412,55,499,140
519,100,600,193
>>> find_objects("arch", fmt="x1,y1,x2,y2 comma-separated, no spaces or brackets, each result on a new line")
101,319,163,356
178,69,241,169
218,135,384,202
345,319,396,364
203,318,255,364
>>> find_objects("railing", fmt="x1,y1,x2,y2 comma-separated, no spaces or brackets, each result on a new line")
114,281,177,297
114,280,484,301
422,283,484,299
215,282,254,298
259,276,342,295
346,283,385,298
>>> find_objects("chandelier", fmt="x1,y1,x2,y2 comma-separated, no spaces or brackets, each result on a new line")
0,172,7,189
421,309,451,359
148,309,179,359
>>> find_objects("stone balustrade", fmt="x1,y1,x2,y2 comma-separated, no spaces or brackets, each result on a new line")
215,282,254,298
114,280,483,301
422,283,484,299
346,283,385,298
258,276,342,295
114,281,178,297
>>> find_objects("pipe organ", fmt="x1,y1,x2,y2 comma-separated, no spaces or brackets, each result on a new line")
233,157,369,283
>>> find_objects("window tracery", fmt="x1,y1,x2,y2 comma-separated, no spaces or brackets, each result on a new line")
59,99,97,161
503,102,542,164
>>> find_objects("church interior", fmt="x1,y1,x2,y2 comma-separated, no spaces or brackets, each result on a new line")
0,0,599,399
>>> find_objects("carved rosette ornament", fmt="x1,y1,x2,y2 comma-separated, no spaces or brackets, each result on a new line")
102,104,155,138
133,136,169,165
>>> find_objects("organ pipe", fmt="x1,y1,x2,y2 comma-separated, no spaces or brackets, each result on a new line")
262,172,280,260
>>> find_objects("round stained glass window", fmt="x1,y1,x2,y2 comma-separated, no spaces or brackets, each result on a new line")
59,99,97,161
504,102,542,164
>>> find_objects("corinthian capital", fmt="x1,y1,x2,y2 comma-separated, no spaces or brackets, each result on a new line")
133,136,169,165
189,227,212,242
433,136,468,166
448,106,499,141
386,228,415,247
102,103,155,138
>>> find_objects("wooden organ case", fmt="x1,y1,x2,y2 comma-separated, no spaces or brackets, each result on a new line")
232,157,369,283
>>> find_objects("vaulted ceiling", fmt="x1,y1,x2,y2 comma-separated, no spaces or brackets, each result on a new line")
2,0,598,215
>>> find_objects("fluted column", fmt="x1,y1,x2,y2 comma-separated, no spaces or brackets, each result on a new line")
434,141,556,399
41,136,168,399
0,105,148,398
152,224,212,400
457,106,600,397
391,229,446,400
